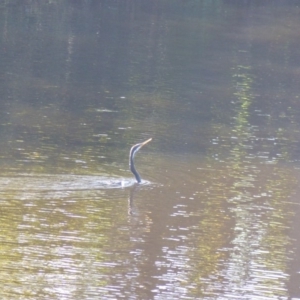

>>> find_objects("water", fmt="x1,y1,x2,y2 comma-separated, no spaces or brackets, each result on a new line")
1,1,300,299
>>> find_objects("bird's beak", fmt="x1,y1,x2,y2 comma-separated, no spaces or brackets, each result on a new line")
140,138,152,148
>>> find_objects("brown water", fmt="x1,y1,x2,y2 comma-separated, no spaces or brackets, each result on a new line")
1,1,300,299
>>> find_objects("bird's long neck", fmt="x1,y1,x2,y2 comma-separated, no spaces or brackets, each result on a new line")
130,155,141,183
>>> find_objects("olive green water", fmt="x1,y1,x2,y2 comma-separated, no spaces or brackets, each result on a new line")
1,1,300,299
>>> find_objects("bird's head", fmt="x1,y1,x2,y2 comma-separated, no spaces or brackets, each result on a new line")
129,138,152,160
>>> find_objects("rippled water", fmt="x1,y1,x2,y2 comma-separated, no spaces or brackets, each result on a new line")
1,1,300,299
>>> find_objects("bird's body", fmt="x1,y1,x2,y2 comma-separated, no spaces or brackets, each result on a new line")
129,138,152,183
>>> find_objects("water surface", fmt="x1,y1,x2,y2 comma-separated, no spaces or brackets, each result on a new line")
1,1,300,299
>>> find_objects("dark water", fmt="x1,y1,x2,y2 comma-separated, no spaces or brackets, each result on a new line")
1,1,300,299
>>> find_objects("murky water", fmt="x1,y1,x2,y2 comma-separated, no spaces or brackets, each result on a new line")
1,1,300,299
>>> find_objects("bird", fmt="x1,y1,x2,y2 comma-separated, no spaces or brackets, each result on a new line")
129,138,152,183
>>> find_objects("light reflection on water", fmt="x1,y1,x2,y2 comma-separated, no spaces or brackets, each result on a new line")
0,152,298,299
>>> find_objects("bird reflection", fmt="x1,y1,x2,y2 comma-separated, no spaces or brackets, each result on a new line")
128,184,139,215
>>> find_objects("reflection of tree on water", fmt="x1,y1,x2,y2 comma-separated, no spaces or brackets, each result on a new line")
212,59,296,298
187,47,298,297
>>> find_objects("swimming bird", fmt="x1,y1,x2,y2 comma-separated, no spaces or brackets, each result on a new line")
129,138,152,183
